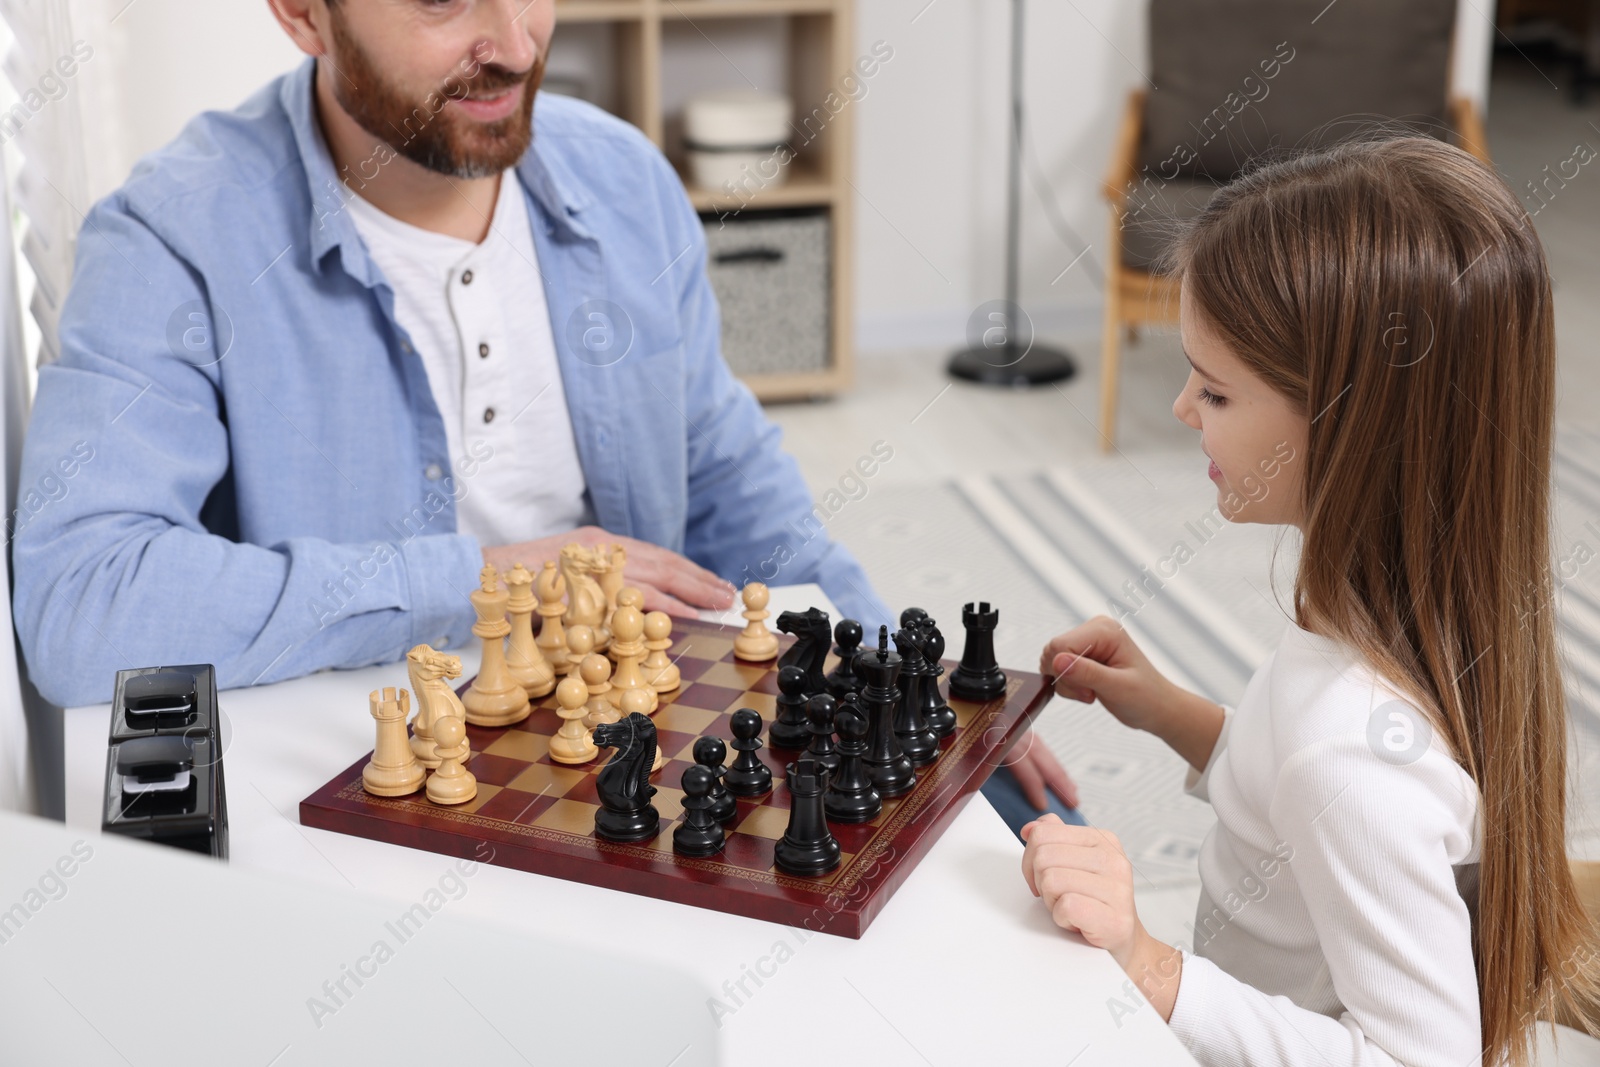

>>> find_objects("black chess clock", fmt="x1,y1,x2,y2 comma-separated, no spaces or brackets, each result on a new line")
102,665,229,859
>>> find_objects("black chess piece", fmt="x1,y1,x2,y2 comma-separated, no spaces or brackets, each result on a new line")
825,704,881,823
769,664,812,749
591,713,661,842
777,607,832,697
693,736,738,824
724,708,774,797
773,757,841,876
892,627,939,766
805,692,840,775
917,618,957,739
858,626,915,797
673,764,727,857
949,601,1007,702
824,619,864,698
899,606,930,629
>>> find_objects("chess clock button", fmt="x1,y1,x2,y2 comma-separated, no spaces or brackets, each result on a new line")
478,342,490,359
461,270,474,285
424,463,444,481
482,407,496,424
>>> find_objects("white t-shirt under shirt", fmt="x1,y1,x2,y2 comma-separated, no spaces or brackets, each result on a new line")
1168,619,1484,1066
344,173,591,547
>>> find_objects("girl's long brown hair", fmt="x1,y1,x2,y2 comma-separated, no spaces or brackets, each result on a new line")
1160,134,1600,1065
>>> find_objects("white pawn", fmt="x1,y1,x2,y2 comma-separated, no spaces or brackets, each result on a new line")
549,676,600,764
641,611,681,694
734,582,779,661
608,587,646,662
580,653,619,729
426,714,477,806
607,605,658,714
566,625,596,683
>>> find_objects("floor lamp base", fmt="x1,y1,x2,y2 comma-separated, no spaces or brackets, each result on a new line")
946,342,1078,387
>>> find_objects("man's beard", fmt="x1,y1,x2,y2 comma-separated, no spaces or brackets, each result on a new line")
327,13,542,179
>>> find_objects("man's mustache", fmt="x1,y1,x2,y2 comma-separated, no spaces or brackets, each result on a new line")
455,61,538,96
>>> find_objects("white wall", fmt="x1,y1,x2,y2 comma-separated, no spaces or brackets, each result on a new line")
73,0,1493,355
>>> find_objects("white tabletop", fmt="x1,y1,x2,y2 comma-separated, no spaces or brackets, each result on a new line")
64,584,1197,1065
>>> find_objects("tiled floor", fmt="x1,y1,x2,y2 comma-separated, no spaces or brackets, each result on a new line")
766,51,1600,954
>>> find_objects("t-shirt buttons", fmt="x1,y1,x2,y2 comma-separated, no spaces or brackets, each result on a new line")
461,270,474,286
483,408,496,424
424,463,444,481
479,342,490,359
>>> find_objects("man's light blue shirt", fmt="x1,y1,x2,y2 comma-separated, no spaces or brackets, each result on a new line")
13,60,888,707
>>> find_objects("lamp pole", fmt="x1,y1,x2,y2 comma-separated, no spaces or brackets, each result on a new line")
946,0,1078,387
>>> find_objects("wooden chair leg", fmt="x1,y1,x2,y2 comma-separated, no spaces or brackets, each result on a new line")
1099,275,1123,454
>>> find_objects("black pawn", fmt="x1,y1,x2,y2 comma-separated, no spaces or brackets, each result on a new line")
858,626,915,797
673,764,726,857
693,736,738,824
825,619,864,698
770,664,811,749
825,704,881,823
724,708,773,797
949,601,1007,702
917,619,956,739
892,627,939,766
805,692,839,775
773,757,841,876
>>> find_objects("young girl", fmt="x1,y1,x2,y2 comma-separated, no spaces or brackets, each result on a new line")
1020,135,1600,1066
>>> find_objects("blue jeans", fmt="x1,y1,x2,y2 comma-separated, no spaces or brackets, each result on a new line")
981,766,1089,840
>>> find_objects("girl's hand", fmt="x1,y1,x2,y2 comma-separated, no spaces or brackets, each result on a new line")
1039,616,1176,735
1020,814,1183,1019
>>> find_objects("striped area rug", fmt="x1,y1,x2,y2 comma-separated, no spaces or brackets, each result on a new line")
828,426,1600,888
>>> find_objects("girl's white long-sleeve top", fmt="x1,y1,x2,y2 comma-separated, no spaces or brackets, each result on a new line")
1167,619,1484,1066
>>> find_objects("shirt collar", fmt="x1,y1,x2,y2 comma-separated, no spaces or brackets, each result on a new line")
280,57,595,279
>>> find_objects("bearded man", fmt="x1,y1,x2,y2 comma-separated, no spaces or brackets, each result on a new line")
13,0,1081,832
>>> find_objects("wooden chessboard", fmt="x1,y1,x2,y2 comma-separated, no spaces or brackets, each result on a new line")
300,617,1051,938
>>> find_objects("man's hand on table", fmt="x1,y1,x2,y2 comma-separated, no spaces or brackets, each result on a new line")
482,527,737,618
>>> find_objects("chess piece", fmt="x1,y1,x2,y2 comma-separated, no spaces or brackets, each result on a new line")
825,703,882,823
407,645,469,770
549,676,600,764
900,606,931,629
806,692,840,775
641,611,681,693
591,712,660,842
774,757,841,876
463,565,532,727
606,605,658,714
561,544,610,650
535,561,569,674
693,736,737,824
599,543,626,622
673,764,726,857
825,618,865,698
859,626,915,797
733,582,779,661
620,688,663,771
607,587,646,663
724,708,773,797
777,608,831,696
363,687,424,796
580,653,619,729
406,643,442,767
919,618,957,738
770,665,811,749
565,625,596,682
892,627,939,766
425,713,477,806
504,563,555,699
949,600,1007,702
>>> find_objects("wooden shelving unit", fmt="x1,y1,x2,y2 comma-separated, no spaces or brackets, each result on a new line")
552,0,854,400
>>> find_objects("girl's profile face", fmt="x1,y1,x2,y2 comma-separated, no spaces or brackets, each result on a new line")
1171,288,1308,528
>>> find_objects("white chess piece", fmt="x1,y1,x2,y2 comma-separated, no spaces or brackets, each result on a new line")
549,676,600,764
734,582,779,661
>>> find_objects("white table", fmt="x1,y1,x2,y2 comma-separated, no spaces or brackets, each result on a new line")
64,585,1197,1065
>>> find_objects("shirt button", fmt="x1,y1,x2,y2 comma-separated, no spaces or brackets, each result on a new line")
401,341,413,354
461,270,474,286
483,407,496,424
424,463,444,481
479,343,490,359
434,636,448,648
